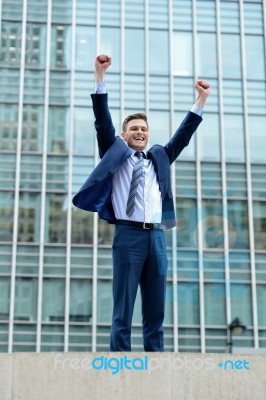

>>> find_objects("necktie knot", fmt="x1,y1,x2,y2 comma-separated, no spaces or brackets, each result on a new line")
135,151,145,159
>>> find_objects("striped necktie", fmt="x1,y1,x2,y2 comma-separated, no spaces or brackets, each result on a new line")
126,151,144,217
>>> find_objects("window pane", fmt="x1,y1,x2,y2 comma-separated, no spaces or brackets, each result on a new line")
0,277,10,319
125,0,145,28
100,28,120,72
257,285,266,326
178,283,200,325
69,279,92,322
101,0,120,26
73,107,94,155
42,279,65,322
48,107,69,153
224,114,245,162
197,0,216,32
198,113,220,161
249,115,266,162
227,200,249,250
173,32,193,76
18,192,41,243
221,34,241,78
125,29,145,74
25,23,46,67
253,202,266,250
75,26,96,71
22,106,44,152
148,110,170,147
0,192,14,241
245,35,265,80
0,22,22,66
14,278,38,322
45,194,68,244
230,284,252,326
97,280,112,323
0,104,18,151
176,199,197,248
76,0,96,25
204,283,226,325
149,30,169,75
50,25,71,69
197,33,217,78
173,0,192,31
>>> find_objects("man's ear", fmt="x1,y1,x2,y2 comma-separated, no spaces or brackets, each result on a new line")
120,132,126,139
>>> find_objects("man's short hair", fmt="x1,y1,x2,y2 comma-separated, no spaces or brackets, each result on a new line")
122,113,149,133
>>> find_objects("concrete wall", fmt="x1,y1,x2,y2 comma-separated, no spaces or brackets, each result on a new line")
0,352,266,400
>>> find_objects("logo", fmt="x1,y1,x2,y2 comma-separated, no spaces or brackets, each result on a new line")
218,359,250,371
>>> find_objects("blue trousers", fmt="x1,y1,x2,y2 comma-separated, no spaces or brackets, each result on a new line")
110,224,168,351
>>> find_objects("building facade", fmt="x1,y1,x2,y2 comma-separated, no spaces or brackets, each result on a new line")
0,0,265,353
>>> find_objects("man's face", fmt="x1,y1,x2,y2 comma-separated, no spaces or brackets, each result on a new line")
121,119,149,151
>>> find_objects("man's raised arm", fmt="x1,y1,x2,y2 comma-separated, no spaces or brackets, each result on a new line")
92,54,116,158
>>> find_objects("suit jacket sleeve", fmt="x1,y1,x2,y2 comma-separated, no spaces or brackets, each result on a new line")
91,93,116,158
164,111,202,164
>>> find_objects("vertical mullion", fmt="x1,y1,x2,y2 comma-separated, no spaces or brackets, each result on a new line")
120,0,125,117
192,0,205,354
215,0,231,339
64,0,76,353
91,0,101,353
36,0,52,353
8,0,27,354
145,0,149,117
168,0,178,353
239,0,259,349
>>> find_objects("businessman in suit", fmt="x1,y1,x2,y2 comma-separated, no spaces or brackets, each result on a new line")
73,54,210,351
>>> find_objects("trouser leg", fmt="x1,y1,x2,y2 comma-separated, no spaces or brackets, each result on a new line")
140,229,168,352
110,225,148,351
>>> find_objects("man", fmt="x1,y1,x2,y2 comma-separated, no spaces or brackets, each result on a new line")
73,54,210,352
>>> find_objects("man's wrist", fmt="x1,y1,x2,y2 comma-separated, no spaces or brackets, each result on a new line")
95,81,107,94
196,94,208,109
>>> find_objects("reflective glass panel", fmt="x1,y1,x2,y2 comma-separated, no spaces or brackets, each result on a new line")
197,33,217,78
221,34,241,79
198,113,220,161
42,279,65,322
249,115,266,162
125,29,145,74
204,283,226,325
73,107,94,155
149,30,169,75
75,26,96,71
48,107,69,153
173,32,193,77
178,283,200,325
253,201,266,250
224,114,245,162
245,35,265,80
25,23,46,67
14,278,38,322
230,284,252,326
69,279,92,322
44,194,68,244
0,104,18,151
100,28,120,72
50,25,71,69
0,277,10,319
18,192,41,243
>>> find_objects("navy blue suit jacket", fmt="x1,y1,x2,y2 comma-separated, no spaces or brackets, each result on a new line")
72,94,202,229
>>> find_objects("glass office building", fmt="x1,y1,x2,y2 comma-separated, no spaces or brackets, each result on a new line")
0,0,265,353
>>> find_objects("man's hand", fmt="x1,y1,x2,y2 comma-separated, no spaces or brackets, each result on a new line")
194,80,211,109
95,54,112,82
